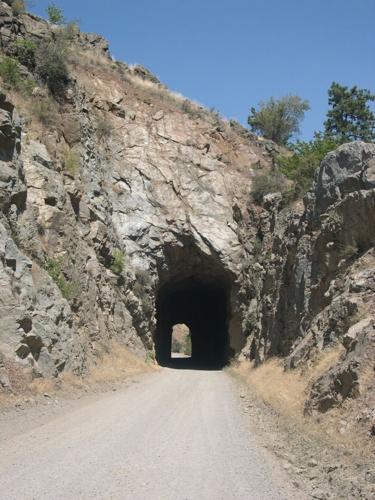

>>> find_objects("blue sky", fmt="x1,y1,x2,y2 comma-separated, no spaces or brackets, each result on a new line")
29,0,375,141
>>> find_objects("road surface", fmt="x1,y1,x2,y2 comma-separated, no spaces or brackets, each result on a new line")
0,368,298,499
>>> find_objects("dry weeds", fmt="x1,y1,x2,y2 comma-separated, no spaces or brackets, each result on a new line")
230,344,374,454
0,342,154,407
232,344,345,421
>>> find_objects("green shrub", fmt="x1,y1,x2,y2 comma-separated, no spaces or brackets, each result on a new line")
278,133,339,199
46,257,79,300
96,116,113,140
31,99,58,126
14,38,36,69
0,56,22,87
46,3,65,25
62,149,80,174
0,55,36,96
20,76,36,96
10,0,25,16
35,39,69,95
110,249,125,275
250,170,286,204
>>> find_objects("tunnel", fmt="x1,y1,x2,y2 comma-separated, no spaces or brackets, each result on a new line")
155,276,231,369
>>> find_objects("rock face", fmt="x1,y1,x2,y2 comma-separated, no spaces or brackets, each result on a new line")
0,2,374,433
0,2,278,379
241,141,375,432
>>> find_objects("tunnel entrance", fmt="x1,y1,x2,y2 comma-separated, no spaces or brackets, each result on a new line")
155,276,231,369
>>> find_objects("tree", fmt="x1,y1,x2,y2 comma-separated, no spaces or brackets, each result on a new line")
248,95,310,146
324,82,375,142
46,3,65,25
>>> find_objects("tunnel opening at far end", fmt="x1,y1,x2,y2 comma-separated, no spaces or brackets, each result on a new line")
171,324,192,359
155,276,232,369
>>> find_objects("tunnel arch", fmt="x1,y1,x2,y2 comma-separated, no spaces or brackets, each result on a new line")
154,239,246,368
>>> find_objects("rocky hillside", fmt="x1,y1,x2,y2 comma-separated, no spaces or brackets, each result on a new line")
0,2,374,439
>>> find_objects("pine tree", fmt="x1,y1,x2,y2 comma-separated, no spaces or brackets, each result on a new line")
324,82,375,142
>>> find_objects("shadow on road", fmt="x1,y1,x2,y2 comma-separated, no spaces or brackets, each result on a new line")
160,356,225,371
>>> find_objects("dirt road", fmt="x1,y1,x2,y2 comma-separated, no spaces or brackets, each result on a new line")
0,368,299,500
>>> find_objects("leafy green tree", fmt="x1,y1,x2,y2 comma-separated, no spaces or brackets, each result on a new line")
324,82,375,142
248,95,310,146
278,132,339,199
46,3,65,25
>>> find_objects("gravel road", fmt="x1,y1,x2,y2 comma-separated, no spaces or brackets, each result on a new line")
0,368,299,500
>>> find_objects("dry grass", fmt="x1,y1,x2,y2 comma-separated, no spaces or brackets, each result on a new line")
233,358,306,419
230,344,375,455
7,90,61,140
0,342,154,407
231,344,345,422
87,341,152,385
71,50,215,120
29,377,56,396
67,48,110,73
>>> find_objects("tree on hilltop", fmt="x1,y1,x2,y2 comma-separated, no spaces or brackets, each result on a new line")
248,95,310,146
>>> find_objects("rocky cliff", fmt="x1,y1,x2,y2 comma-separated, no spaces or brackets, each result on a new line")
0,1,374,437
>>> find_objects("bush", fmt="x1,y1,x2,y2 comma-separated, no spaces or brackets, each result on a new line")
14,38,36,69
0,55,36,96
10,0,25,16
96,117,113,140
110,249,125,275
47,3,65,25
0,56,22,87
31,99,58,126
21,76,36,96
278,133,339,199
46,257,79,300
35,39,69,95
250,170,286,204
62,149,80,174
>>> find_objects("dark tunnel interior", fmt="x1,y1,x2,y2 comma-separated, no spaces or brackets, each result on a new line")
155,276,231,369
